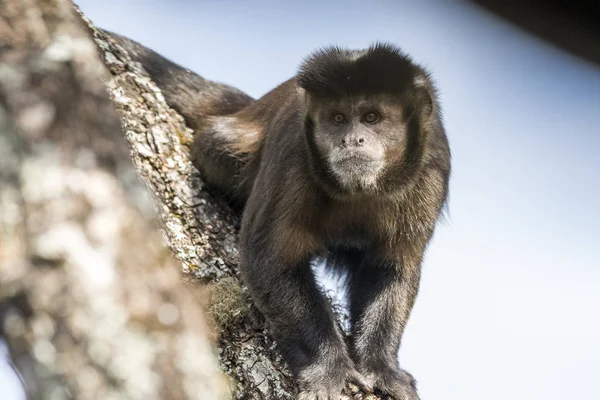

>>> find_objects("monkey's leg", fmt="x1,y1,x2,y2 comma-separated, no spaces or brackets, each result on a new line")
240,248,370,399
347,255,421,400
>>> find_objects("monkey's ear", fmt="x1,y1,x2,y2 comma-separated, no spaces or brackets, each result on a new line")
413,74,434,117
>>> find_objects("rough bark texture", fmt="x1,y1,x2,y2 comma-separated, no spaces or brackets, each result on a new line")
0,0,383,399
78,10,300,400
0,0,227,399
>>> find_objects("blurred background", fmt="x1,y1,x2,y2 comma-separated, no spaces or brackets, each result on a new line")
2,0,599,399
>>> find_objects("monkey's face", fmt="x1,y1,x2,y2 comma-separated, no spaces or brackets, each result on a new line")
307,96,407,194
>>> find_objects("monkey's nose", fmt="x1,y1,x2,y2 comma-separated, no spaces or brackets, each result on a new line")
342,137,365,147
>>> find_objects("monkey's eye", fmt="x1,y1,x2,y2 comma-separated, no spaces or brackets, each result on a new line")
363,112,380,124
332,112,346,124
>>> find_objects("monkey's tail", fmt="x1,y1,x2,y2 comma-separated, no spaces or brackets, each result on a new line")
101,30,254,127
101,30,259,207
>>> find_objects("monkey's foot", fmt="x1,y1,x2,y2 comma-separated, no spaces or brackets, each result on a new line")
297,363,372,400
362,368,419,400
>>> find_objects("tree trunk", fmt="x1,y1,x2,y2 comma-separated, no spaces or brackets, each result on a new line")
0,0,381,399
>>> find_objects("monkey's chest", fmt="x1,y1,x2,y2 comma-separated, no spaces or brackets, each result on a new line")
319,202,398,250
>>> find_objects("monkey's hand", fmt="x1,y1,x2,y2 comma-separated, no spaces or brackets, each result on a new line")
297,356,372,400
361,367,419,400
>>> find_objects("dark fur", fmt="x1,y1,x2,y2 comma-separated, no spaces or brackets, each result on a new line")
105,31,450,400
298,43,415,97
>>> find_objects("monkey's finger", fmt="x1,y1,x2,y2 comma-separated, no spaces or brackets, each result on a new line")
342,382,362,399
347,376,374,394
337,391,363,400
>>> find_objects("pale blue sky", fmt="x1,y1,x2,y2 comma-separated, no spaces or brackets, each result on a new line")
3,1,599,399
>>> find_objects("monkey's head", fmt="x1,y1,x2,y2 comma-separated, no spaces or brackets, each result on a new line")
297,43,438,196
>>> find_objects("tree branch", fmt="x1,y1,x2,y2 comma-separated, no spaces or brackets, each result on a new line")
0,0,226,398
79,10,301,400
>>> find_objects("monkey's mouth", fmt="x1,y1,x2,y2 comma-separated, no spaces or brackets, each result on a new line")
336,153,372,164
330,149,378,164
331,151,381,169
328,153,383,191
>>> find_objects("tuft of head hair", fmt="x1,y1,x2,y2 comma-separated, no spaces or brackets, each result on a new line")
297,42,424,98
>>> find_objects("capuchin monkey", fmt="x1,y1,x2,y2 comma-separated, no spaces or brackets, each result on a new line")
104,31,451,400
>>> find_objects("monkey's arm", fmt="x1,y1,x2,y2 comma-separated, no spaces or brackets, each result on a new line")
238,193,371,398
347,251,422,398
348,167,448,400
